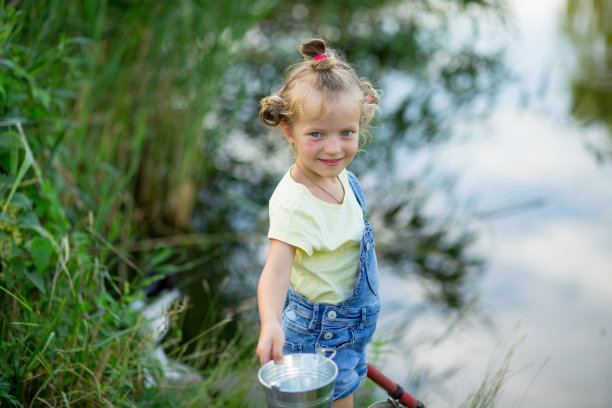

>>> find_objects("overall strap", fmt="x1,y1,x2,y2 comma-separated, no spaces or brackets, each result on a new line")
347,170,366,215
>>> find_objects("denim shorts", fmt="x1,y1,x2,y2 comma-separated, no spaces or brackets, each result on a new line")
281,296,380,400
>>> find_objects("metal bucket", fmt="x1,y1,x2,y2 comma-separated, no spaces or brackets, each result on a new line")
367,399,401,408
258,350,338,408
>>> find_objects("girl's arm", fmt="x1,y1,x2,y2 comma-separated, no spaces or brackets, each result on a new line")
256,238,296,365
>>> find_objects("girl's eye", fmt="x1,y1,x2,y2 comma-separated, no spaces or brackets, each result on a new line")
310,132,322,138
341,130,353,137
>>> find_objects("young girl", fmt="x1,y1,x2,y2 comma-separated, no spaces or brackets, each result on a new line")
256,38,381,408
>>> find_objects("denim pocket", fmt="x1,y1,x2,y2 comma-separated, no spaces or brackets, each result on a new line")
283,340,303,353
282,305,315,354
317,325,356,351
281,305,311,334
357,321,377,348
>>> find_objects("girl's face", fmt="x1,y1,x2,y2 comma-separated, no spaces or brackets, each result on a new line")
282,92,361,184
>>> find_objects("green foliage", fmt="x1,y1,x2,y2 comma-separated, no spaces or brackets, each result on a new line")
0,3,257,406
53,0,279,235
0,89,254,408
1,123,133,405
0,119,160,405
563,0,612,161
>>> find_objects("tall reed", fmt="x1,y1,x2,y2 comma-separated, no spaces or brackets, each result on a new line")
0,3,257,405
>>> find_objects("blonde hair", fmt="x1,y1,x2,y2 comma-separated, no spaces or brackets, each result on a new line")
259,38,380,145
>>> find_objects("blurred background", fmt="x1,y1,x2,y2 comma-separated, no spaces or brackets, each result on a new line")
1,0,610,407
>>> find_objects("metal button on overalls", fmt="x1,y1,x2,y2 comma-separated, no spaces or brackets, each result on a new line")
327,311,337,319
323,332,333,340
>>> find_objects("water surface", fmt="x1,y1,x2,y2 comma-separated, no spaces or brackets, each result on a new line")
376,1,612,406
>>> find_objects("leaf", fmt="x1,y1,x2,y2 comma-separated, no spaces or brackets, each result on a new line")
12,65,31,82
0,59,16,70
26,236,55,273
15,262,46,293
0,131,21,149
0,212,16,223
16,210,40,229
148,248,174,267
28,225,59,250
9,192,32,210
0,285,32,313
41,179,68,230
65,36,95,46
32,87,51,109
2,131,33,214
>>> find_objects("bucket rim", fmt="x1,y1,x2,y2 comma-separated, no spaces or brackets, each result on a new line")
257,352,339,392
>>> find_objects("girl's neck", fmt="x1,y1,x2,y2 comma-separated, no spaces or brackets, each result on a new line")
291,163,344,204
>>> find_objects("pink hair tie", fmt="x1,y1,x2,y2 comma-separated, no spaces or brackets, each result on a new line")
314,54,328,61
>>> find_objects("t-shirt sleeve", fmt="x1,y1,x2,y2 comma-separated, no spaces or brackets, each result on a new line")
268,195,317,256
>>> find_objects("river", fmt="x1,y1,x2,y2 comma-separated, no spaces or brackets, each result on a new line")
375,0,612,407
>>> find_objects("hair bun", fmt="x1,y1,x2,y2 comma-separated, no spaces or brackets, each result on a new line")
299,39,326,59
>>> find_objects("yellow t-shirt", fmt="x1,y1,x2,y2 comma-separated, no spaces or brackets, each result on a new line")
268,168,365,304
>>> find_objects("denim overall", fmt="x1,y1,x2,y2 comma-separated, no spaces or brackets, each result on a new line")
281,171,380,400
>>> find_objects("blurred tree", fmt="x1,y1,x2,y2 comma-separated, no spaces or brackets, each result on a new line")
63,0,272,234
563,0,612,161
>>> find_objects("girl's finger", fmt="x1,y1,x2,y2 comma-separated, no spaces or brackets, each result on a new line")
273,339,284,364
257,340,272,365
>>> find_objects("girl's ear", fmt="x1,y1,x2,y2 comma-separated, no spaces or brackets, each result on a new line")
281,121,293,144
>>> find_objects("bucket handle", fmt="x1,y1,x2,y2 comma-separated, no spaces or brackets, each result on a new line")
316,347,337,360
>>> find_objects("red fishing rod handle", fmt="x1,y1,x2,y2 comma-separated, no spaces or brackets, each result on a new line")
367,363,426,408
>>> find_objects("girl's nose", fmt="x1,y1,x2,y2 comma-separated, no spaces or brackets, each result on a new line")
324,136,342,154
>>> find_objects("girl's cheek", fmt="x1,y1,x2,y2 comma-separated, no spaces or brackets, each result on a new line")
303,139,320,150
346,138,359,152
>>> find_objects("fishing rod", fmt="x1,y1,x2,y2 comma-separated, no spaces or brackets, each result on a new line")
367,363,426,408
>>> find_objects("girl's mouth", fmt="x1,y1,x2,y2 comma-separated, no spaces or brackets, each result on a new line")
319,158,343,166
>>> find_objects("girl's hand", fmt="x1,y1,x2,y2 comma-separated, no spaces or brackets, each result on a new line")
257,239,295,365
257,322,285,365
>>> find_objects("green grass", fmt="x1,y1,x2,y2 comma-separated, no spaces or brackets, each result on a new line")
457,340,521,408
0,2,260,402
